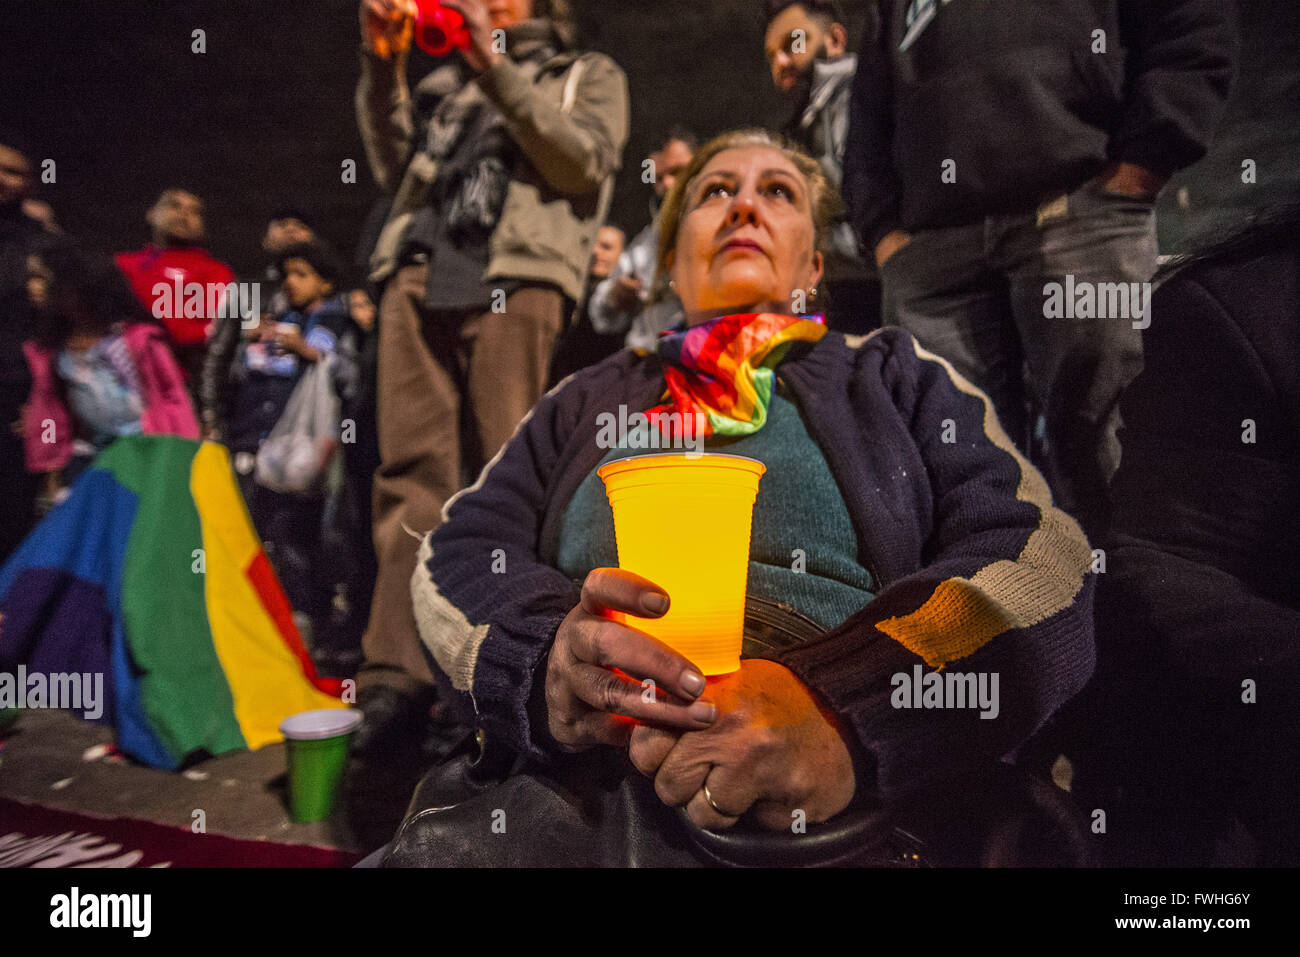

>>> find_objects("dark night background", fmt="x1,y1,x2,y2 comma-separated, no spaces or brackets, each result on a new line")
2,0,1297,279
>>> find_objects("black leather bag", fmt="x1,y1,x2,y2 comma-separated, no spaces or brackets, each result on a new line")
381,597,1092,867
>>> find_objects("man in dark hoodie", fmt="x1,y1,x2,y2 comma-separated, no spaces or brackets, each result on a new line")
843,0,1237,534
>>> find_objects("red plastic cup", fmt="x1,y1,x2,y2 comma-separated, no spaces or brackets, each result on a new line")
414,0,470,57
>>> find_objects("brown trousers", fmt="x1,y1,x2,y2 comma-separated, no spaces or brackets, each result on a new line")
361,263,564,696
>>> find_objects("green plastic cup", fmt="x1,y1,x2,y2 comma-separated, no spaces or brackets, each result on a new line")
279,709,363,823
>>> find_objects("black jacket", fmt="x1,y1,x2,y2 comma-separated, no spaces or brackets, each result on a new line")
844,0,1238,250
1085,219,1300,864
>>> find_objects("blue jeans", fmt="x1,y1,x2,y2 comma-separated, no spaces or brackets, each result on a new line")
880,178,1157,533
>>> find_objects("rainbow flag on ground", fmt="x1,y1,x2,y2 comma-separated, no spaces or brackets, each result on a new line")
0,435,346,769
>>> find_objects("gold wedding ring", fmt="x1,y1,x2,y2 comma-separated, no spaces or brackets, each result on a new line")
702,781,730,817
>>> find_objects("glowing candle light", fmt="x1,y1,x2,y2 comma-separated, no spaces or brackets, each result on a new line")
599,453,765,675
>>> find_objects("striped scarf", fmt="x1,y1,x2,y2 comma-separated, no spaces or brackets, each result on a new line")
649,312,828,439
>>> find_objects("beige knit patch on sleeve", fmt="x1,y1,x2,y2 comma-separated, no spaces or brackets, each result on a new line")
411,533,489,693
876,339,1093,667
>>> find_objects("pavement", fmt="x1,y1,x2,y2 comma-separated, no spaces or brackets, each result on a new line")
0,708,364,853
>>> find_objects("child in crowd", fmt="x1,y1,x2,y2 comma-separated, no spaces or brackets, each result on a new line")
22,241,198,502
225,240,348,648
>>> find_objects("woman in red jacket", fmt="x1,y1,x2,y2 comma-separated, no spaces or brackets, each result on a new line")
22,241,198,500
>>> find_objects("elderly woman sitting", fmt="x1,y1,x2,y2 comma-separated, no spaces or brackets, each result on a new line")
403,129,1095,860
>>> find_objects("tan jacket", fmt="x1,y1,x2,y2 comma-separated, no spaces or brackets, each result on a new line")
356,34,629,304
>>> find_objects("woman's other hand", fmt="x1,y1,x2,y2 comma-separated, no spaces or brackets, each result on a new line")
546,568,719,751
628,659,857,831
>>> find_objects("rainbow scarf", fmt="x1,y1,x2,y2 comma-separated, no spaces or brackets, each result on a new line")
650,312,828,438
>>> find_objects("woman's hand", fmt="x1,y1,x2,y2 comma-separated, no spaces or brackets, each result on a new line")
546,568,720,752
360,0,417,61
628,659,858,831
439,0,504,73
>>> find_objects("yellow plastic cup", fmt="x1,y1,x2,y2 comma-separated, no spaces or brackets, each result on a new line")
598,453,766,675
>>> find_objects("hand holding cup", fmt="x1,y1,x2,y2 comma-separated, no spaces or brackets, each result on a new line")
545,568,719,752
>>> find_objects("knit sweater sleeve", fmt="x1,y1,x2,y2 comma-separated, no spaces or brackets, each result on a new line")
771,334,1096,802
410,373,588,761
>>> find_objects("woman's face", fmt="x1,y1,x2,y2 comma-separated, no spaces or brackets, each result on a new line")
668,146,823,322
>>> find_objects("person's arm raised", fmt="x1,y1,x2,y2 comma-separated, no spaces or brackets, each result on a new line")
355,0,419,193
442,1,629,196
